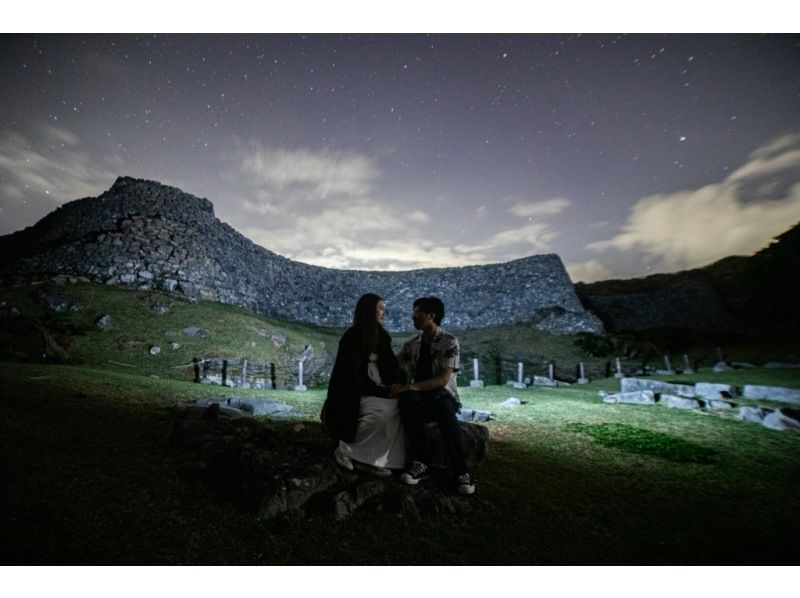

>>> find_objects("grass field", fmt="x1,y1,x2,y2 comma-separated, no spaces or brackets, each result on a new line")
2,360,798,565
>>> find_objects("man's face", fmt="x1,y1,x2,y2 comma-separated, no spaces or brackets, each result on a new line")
412,307,433,330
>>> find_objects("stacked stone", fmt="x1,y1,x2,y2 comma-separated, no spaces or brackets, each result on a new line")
0,176,604,334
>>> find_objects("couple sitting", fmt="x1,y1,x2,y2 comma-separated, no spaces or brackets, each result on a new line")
321,293,475,495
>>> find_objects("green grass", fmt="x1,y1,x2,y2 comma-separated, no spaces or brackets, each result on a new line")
2,361,799,565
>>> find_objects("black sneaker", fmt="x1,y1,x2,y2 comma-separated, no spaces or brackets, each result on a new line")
400,461,429,485
457,473,475,495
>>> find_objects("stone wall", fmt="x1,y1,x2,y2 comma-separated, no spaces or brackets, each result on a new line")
0,176,603,334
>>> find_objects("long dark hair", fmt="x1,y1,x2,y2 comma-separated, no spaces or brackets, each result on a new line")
352,293,391,354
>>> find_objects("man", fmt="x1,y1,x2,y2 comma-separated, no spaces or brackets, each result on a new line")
391,296,475,495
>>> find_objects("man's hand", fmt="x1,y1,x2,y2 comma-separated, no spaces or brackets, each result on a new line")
390,383,408,396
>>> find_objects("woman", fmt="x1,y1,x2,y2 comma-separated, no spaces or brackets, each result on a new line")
321,293,405,476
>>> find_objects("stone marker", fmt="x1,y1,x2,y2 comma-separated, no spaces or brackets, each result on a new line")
149,345,161,355
509,362,526,389
470,357,484,388
614,357,623,379
577,361,588,384
502,397,522,406
294,360,307,391
682,354,694,374
548,362,555,381
656,354,676,375
742,385,800,405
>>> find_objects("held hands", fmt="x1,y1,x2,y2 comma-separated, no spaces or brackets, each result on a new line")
390,383,410,396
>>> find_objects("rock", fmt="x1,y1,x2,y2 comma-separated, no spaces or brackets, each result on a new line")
712,361,734,372
532,376,557,387
38,291,81,312
742,385,800,406
165,406,488,522
695,382,737,400
95,314,114,331
456,408,492,422
502,397,522,406
197,397,293,417
762,408,800,431
425,421,490,470
620,378,695,398
469,380,485,388
738,406,772,424
603,390,656,405
181,326,210,338
707,399,734,410
660,394,701,410
149,345,161,355
271,333,286,347
148,299,171,315
170,342,181,350
506,381,527,389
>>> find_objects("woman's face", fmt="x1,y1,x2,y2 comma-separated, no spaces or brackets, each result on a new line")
375,300,386,325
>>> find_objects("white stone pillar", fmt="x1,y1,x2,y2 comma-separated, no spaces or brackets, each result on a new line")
470,357,484,388
294,360,307,391
578,361,588,384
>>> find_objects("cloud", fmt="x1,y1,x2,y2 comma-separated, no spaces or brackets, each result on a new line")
235,142,379,205
564,259,616,284
587,134,800,272
0,127,118,235
509,197,571,218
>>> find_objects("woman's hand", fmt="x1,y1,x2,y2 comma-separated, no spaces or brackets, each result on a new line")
390,383,409,396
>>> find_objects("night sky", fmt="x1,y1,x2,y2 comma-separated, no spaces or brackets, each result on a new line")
1,33,799,281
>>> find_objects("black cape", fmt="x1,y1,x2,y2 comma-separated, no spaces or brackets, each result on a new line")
320,327,401,443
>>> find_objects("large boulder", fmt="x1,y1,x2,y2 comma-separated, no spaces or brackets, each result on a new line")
163,403,489,521
695,382,737,400
425,421,490,470
742,385,800,405
603,390,656,405
661,394,701,410
620,378,695,398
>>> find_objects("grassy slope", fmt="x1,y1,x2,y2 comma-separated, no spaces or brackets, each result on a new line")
1,361,799,565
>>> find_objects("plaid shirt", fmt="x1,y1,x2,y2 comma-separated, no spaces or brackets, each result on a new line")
398,326,460,403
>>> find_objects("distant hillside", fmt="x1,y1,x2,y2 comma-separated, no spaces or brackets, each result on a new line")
0,176,602,334
576,222,800,338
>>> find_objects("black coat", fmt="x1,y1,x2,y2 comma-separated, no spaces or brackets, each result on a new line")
320,327,400,443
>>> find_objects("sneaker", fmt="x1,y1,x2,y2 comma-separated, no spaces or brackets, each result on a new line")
334,446,354,471
457,473,475,495
400,461,429,485
354,461,392,477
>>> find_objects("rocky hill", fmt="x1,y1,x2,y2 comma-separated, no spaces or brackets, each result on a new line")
576,222,800,338
0,177,603,334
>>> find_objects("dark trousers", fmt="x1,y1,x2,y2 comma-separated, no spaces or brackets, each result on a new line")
399,390,467,475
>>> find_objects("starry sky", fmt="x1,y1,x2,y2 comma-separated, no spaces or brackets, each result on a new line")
1,33,799,282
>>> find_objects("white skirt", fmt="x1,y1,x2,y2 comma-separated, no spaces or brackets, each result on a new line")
339,395,405,469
